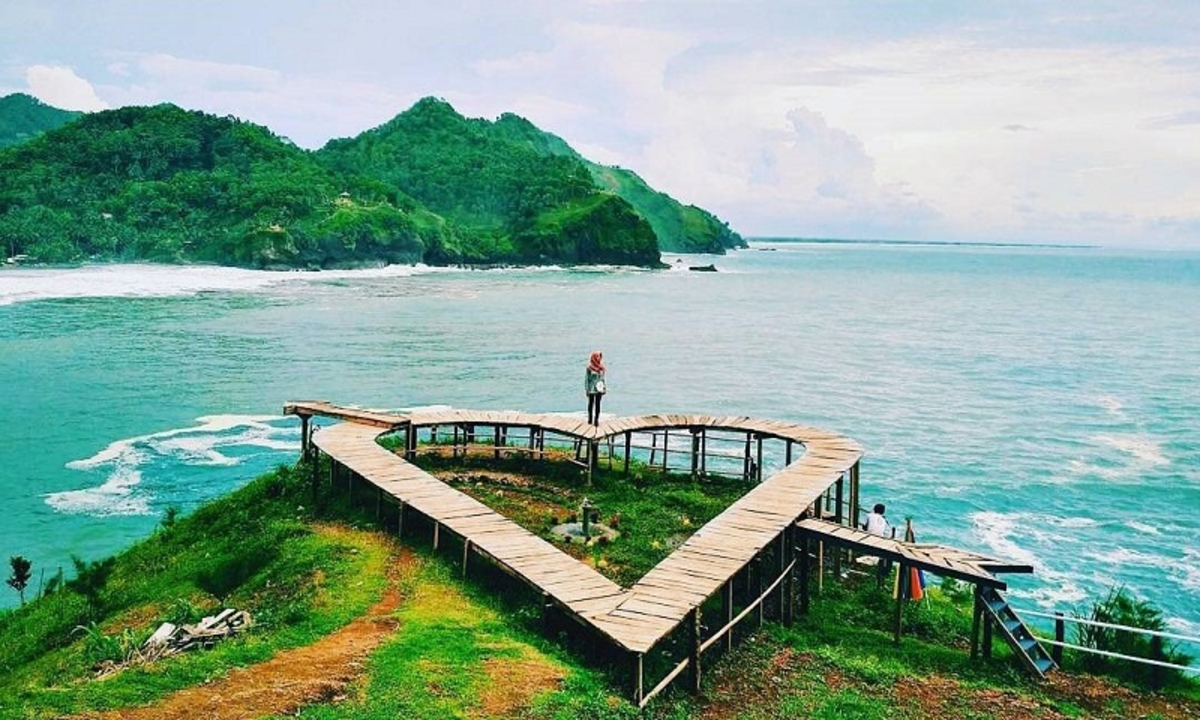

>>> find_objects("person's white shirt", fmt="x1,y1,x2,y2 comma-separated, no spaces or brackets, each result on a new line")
865,511,890,537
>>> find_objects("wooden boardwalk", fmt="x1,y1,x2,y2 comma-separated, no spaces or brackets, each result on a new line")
795,519,1033,589
293,402,863,656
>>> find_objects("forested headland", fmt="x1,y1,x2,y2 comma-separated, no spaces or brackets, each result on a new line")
0,94,742,269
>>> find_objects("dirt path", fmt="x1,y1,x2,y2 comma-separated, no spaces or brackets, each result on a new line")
78,547,412,720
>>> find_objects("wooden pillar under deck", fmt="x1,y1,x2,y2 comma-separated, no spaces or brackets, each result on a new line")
633,652,644,707
971,585,983,660
300,415,310,457
755,434,763,482
725,581,734,650
798,533,810,616
688,607,702,693
690,429,700,480
893,561,908,644
624,431,632,475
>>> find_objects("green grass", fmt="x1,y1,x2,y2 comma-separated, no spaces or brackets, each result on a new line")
0,463,391,719
4,453,1198,719
413,451,748,586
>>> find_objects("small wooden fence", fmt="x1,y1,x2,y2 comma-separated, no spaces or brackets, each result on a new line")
1014,606,1200,678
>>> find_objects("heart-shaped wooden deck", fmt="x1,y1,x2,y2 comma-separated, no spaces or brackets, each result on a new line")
294,403,863,655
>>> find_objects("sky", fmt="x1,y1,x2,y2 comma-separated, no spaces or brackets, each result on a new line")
3,1,1200,247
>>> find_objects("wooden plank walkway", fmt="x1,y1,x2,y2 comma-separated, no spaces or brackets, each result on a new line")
300,404,864,654
795,518,1033,588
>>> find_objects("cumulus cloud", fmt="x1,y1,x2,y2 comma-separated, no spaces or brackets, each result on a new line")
463,19,945,239
94,53,410,147
14,4,1200,246
26,65,107,111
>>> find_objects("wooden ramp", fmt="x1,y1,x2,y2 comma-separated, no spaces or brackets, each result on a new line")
794,519,1033,588
299,404,863,656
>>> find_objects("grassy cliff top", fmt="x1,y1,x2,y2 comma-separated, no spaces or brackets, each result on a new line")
2,455,1196,719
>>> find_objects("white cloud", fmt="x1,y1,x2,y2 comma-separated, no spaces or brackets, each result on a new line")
133,53,281,90
25,65,107,111
11,4,1200,246
95,54,410,147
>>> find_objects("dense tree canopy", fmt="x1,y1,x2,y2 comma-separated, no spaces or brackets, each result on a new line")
489,112,745,254
317,97,660,265
0,105,428,267
0,93,80,149
0,94,746,268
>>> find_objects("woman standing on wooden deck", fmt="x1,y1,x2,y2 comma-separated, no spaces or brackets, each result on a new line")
585,350,607,425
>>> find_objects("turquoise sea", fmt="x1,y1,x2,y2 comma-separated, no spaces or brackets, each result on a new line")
2,242,1198,643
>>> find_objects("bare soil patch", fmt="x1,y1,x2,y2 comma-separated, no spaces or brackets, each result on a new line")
699,647,1200,720
75,532,412,720
472,651,566,719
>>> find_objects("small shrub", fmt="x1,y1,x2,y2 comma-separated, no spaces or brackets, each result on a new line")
6,556,32,605
195,545,278,602
165,596,203,625
73,621,138,668
66,555,117,616
1074,586,1193,689
939,576,973,604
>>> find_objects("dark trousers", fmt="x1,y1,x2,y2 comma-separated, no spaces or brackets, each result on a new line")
587,393,603,425
876,558,893,588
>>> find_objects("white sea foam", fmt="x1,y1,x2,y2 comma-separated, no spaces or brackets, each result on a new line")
1010,578,1091,609
0,263,461,306
1094,433,1169,466
1173,549,1200,593
969,511,1043,569
1125,520,1161,535
44,464,150,516
1083,547,1163,566
1095,395,1127,420
1165,616,1200,640
46,414,299,516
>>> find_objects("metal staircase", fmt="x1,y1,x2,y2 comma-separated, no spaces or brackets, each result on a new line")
980,586,1057,678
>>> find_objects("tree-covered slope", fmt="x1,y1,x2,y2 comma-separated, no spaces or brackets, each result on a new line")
0,104,442,267
491,113,745,254
0,93,81,149
317,98,663,267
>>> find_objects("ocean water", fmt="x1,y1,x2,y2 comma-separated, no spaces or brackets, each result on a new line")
2,244,1198,643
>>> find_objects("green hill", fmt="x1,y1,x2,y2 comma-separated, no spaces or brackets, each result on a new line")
0,93,81,149
490,112,745,254
0,104,439,267
0,95,741,268
317,97,662,267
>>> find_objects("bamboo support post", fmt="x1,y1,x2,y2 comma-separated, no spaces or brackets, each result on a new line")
725,581,734,650
817,540,824,594
662,429,669,471
688,607,702,693
798,533,810,616
624,431,632,475
893,562,909,645
690,429,700,480
633,652,644,707
755,434,763,482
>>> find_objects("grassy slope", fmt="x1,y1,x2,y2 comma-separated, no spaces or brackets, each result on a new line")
3,457,1197,719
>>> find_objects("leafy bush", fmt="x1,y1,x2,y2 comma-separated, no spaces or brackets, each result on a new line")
66,555,116,617
1074,586,1194,689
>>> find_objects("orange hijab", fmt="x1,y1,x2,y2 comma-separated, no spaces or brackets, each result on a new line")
588,351,605,373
